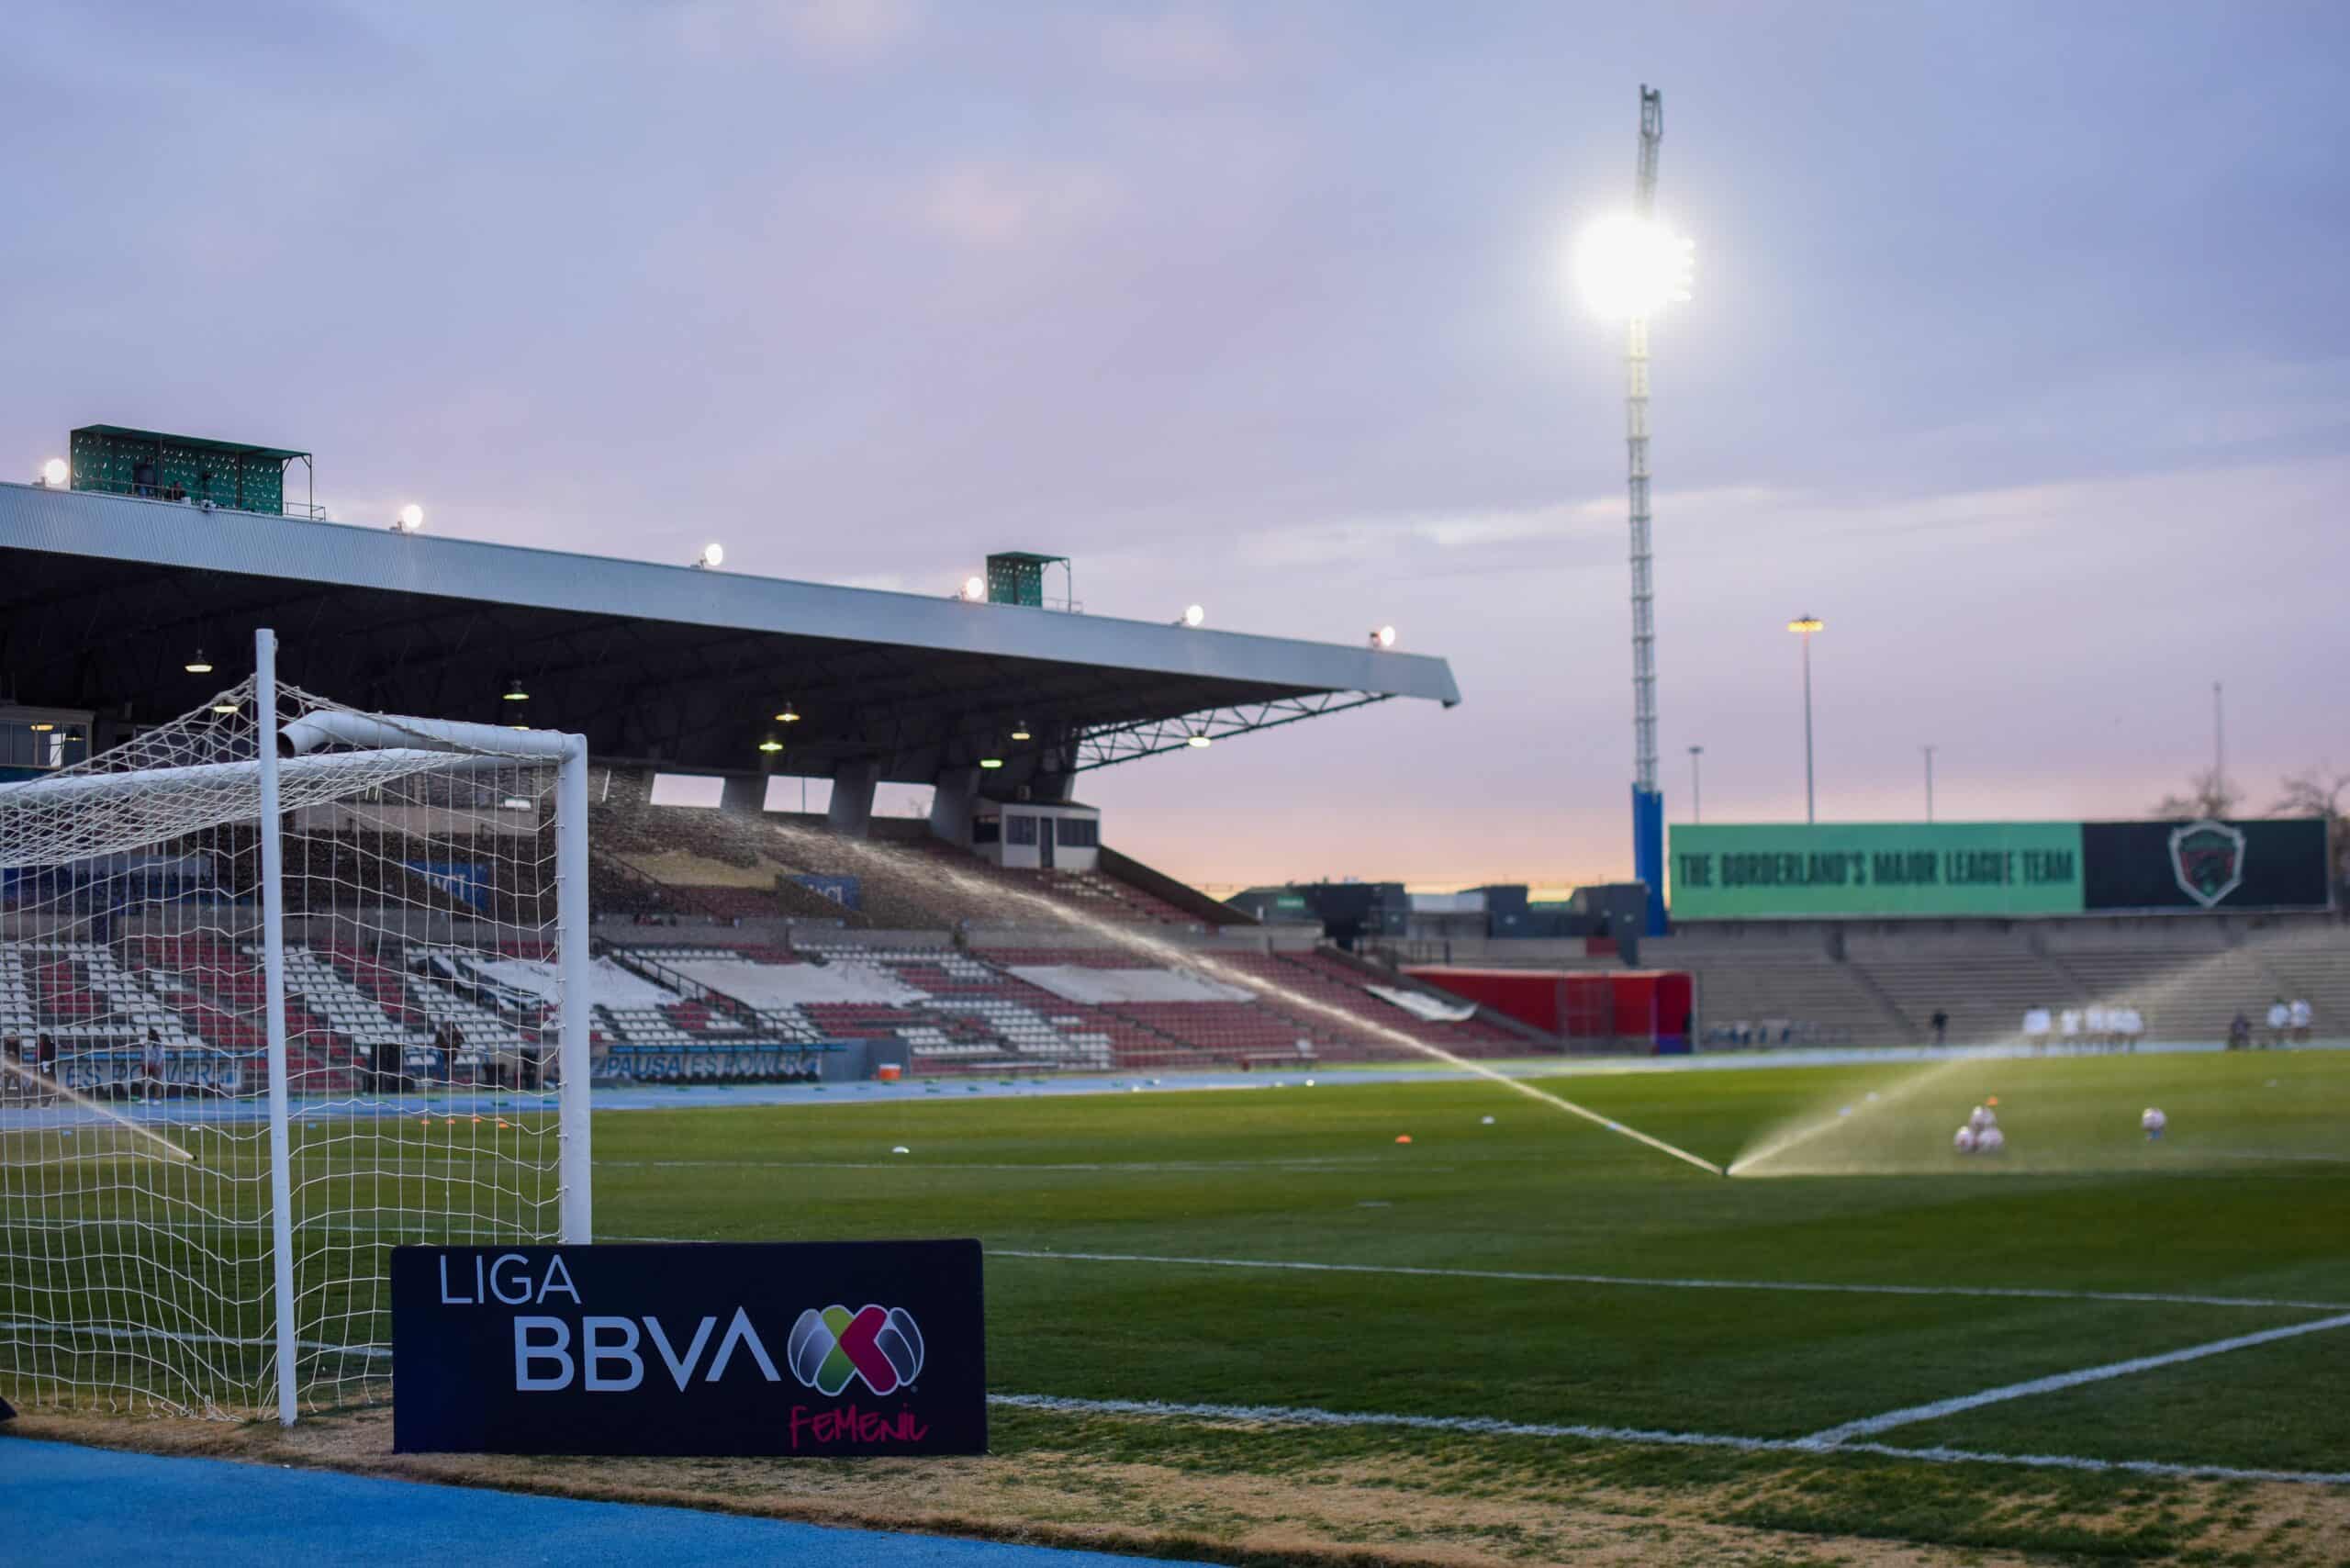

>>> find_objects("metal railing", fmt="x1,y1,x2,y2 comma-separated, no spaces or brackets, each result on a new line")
46,475,326,520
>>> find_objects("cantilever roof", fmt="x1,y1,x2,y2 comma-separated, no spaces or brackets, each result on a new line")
0,481,1460,784
73,425,311,463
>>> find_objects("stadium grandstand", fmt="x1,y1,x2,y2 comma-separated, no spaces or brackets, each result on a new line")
2,443,2340,1097
0,446,1593,1094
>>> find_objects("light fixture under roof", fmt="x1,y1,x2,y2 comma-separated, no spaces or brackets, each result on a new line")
1187,733,1212,748
185,650,214,674
757,737,785,753
211,701,240,715
775,701,800,723
503,679,529,702
28,722,53,733
1009,721,1033,742
978,757,1003,770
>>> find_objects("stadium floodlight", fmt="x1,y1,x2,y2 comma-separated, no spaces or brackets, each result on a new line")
1009,721,1033,741
393,503,425,533
39,457,67,487
1187,732,1212,749
503,678,529,703
1572,215,1695,322
1179,603,1205,628
211,700,241,715
775,701,800,723
978,756,1003,769
28,721,53,733
185,650,214,674
757,736,784,753
960,574,987,601
1369,624,1398,649
695,542,725,569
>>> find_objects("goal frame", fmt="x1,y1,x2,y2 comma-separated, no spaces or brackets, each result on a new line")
0,629,595,1425
256,630,593,1423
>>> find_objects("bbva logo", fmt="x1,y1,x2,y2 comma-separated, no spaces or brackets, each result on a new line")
788,1305,923,1396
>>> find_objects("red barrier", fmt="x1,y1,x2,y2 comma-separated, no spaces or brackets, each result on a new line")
1404,966,1693,1052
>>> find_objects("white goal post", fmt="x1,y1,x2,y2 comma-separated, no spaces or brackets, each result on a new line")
0,628,591,1425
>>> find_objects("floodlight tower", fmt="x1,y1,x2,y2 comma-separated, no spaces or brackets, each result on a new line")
1626,85,1667,935
1572,88,1690,936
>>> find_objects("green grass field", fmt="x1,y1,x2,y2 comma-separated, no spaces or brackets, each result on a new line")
589,1048,2350,1484
10,1047,2349,1562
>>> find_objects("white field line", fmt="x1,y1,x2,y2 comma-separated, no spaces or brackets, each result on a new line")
2209,1149,2350,1164
1801,1311,2350,1447
988,1392,2350,1487
990,1247,2350,1314
20,1316,2347,1485
596,1156,1430,1173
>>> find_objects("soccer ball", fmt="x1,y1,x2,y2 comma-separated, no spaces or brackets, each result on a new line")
1977,1126,2005,1154
1968,1104,1997,1132
2141,1107,2166,1138
1953,1125,1978,1154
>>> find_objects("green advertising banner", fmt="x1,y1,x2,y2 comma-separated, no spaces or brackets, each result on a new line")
1670,823,2087,919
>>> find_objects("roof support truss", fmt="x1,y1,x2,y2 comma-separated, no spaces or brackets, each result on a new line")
1073,691,1391,771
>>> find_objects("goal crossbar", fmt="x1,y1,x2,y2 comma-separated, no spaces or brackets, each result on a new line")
280,710,586,765
0,746,503,817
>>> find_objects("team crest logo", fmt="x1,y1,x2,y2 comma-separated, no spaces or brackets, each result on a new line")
2167,819,2246,908
787,1304,924,1396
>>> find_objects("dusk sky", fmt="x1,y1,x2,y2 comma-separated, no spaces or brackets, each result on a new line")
6,2,2346,890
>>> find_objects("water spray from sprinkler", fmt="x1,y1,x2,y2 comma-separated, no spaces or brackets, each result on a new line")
0,1058,199,1163
763,823,1725,1178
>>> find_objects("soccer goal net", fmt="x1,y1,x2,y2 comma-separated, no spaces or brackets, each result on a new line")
0,632,588,1422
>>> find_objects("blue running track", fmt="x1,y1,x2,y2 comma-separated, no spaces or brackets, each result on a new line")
1,1438,1205,1567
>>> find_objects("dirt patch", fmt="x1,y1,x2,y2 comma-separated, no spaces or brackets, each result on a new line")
10,1405,2348,1567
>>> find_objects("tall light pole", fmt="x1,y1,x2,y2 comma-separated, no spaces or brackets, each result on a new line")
1787,616,1823,823
1688,744,1704,823
1574,85,1692,936
1922,744,1936,823
2212,680,2225,800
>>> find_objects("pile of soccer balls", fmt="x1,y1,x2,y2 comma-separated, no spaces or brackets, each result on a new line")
1953,1102,2004,1155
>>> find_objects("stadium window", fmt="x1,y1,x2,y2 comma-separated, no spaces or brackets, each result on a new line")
764,775,834,815
972,817,1002,845
648,773,724,809
1006,814,1038,846
875,783,933,819
1,718,90,771
1057,816,1099,848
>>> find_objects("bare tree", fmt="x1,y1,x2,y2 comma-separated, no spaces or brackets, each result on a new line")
2151,767,2242,820
2266,765,2350,902
2269,765,2350,824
